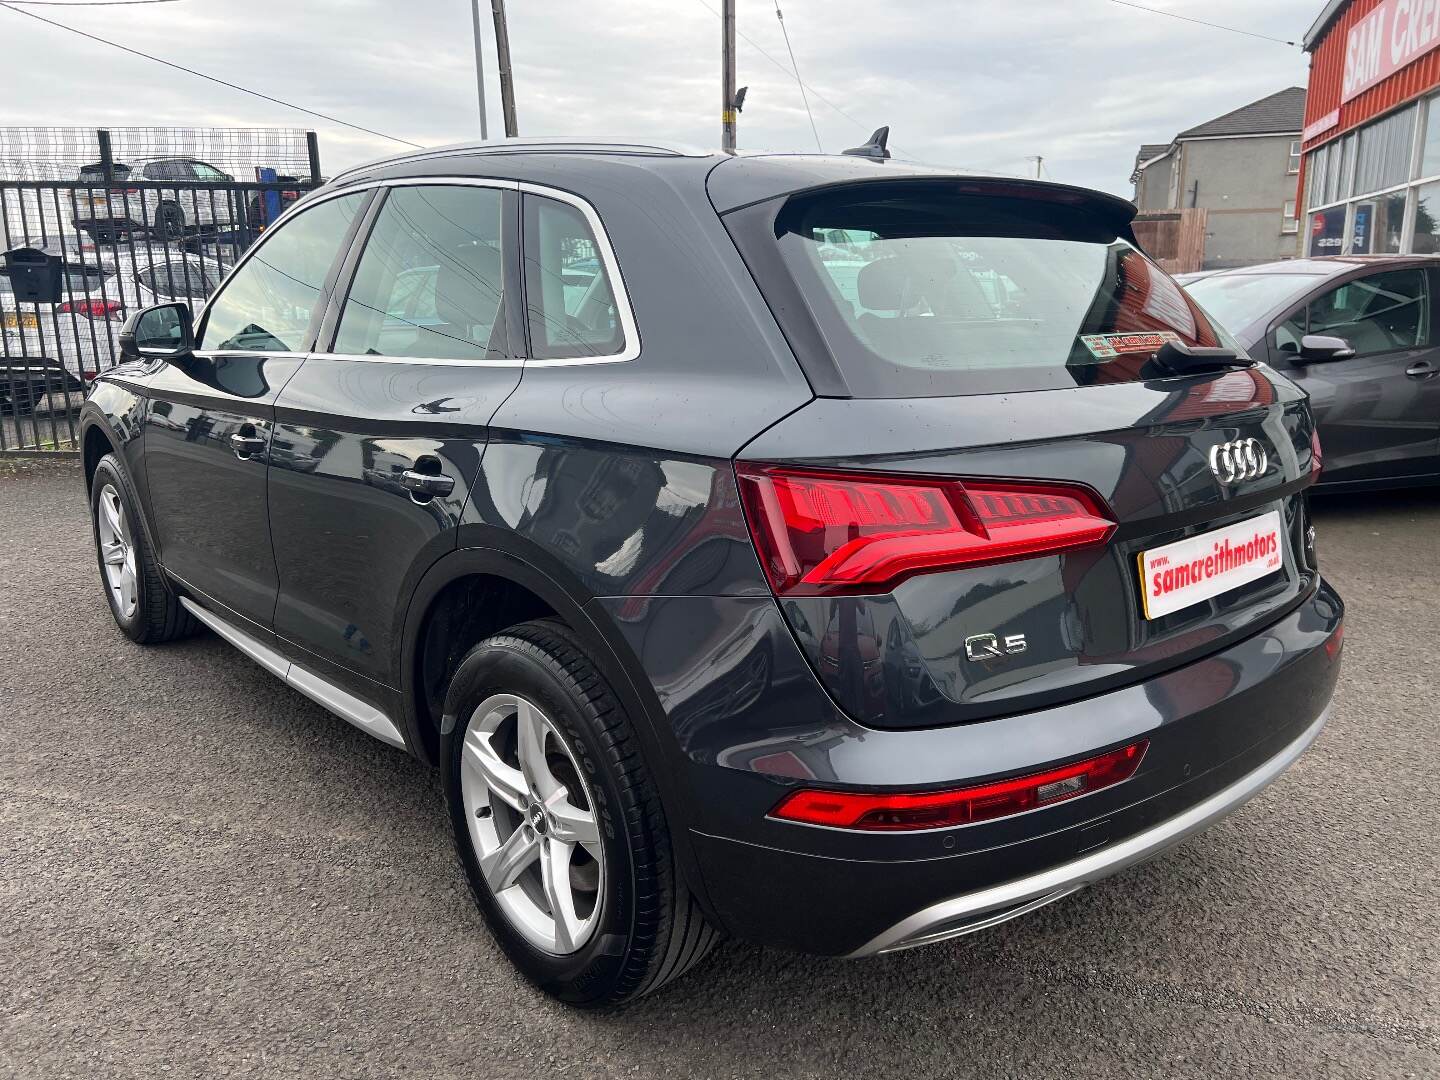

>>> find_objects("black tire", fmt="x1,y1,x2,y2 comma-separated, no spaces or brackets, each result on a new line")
155,202,185,241
89,452,198,644
441,619,719,1008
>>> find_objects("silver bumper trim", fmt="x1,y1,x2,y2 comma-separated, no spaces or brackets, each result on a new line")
847,703,1332,958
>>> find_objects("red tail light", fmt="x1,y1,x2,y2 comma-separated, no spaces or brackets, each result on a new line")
734,464,1115,596
1310,428,1323,477
771,741,1148,831
58,299,123,320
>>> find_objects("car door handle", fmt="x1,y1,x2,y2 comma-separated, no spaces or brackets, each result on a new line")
229,431,266,459
401,468,455,500
1406,360,1438,378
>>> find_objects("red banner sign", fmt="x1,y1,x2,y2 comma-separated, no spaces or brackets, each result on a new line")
1343,0,1440,103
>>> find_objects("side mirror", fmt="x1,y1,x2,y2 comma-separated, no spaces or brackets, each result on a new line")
1296,334,1355,364
118,301,193,363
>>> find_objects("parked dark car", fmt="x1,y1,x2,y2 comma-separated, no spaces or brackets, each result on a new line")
1184,256,1440,489
72,157,236,241
78,141,1343,1008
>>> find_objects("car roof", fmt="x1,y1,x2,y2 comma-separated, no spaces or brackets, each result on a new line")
1197,255,1440,279
329,139,1138,227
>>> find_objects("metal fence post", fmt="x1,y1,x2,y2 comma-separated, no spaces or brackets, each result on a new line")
306,132,321,186
97,129,114,186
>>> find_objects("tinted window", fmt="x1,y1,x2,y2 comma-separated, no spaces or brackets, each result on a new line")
192,163,230,182
767,183,1222,396
144,162,189,181
334,185,506,360
78,162,131,183
1306,270,1429,356
524,195,624,359
140,262,216,300
198,192,364,352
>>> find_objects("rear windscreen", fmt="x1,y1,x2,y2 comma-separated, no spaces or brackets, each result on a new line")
771,184,1223,396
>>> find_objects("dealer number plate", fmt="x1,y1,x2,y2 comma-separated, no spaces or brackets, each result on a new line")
1138,511,1284,619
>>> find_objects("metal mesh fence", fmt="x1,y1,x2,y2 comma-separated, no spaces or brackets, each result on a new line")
0,126,316,182
1,129,321,451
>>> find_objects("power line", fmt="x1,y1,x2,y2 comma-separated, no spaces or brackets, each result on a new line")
0,1,424,148
1105,0,1298,47
691,0,903,155
773,2,822,153
2,0,181,5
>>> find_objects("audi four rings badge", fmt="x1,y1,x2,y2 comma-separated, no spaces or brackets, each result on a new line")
1209,439,1268,484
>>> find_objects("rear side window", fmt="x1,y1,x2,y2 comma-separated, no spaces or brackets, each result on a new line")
333,185,507,361
767,183,1222,396
523,195,625,360
198,191,365,352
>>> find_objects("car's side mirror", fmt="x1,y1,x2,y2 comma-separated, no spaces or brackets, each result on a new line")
1296,334,1355,364
118,301,193,363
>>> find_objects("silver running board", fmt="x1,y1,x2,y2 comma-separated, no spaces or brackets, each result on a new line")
179,597,407,750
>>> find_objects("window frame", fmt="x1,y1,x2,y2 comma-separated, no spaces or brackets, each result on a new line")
518,187,639,365
1282,200,1299,234
1269,266,1433,361
1287,139,1301,175
192,186,376,357
306,177,640,368
323,180,518,365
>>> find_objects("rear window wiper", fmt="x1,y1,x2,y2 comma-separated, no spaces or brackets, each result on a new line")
1151,341,1255,377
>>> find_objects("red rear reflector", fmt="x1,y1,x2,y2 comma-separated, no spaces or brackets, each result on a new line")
735,464,1115,596
58,299,123,320
770,742,1148,831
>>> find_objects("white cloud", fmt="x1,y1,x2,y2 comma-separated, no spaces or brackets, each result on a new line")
0,0,1315,194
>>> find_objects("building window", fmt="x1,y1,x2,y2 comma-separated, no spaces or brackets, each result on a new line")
1354,104,1415,196
1282,200,1299,234
1288,139,1301,175
1305,102,1435,255
1411,180,1440,252
1308,206,1347,255
1421,94,1440,180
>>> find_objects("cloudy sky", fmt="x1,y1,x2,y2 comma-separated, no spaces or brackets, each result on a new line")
0,0,1318,195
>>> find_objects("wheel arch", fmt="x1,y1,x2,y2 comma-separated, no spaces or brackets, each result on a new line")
400,539,714,915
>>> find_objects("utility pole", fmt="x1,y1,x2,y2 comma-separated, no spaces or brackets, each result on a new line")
1032,155,1043,179
471,0,489,140
721,0,737,151
491,0,519,138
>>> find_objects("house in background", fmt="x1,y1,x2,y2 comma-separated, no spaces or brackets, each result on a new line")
1131,87,1306,270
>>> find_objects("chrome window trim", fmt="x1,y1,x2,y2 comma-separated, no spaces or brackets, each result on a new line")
300,353,523,368
517,181,641,366
238,176,641,369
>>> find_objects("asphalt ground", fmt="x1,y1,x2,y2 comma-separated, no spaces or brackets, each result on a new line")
1,456,1437,1079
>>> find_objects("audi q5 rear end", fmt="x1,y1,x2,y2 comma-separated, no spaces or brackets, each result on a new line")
82,143,1342,1006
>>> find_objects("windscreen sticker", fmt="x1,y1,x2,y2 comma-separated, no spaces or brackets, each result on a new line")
1079,330,1181,359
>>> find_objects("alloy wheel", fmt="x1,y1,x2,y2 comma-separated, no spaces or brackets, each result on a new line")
96,483,138,620
460,693,605,955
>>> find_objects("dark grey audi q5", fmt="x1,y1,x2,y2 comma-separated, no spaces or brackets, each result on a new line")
78,139,1344,1008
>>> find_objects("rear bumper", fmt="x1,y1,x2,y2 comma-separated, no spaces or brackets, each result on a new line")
847,702,1329,956
600,577,1343,955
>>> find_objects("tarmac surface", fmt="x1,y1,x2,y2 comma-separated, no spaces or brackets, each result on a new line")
2,457,1436,1078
